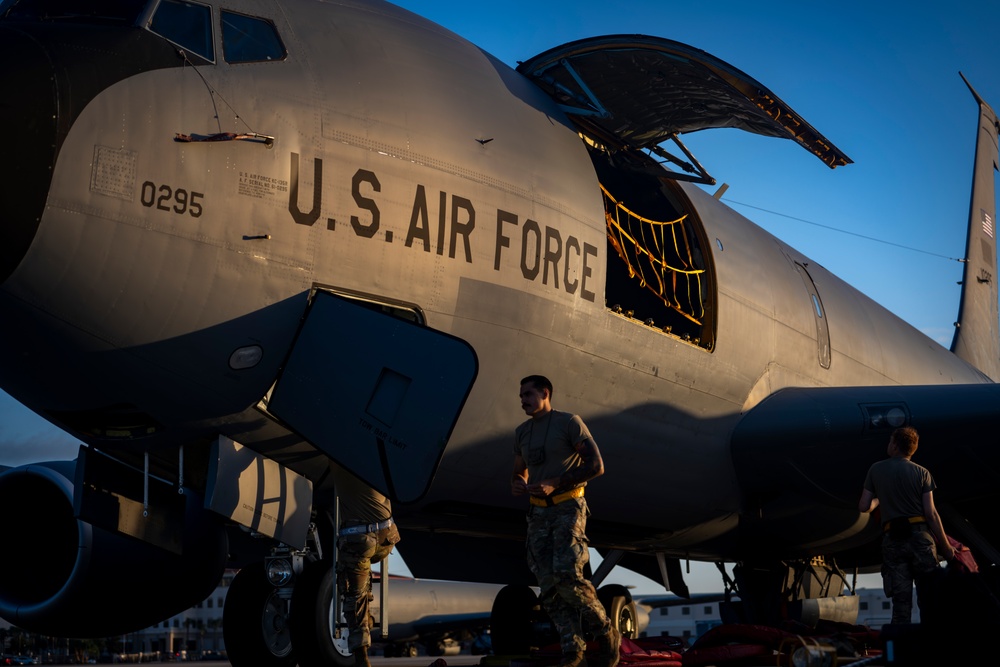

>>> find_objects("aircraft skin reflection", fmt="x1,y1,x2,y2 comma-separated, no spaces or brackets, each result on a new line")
0,1,998,666
329,576,514,658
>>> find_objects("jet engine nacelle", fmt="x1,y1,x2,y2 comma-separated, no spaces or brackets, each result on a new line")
0,457,228,637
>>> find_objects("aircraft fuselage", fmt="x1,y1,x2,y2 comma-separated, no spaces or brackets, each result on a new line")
0,0,989,569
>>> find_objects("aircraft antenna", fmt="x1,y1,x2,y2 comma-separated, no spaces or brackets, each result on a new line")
178,49,264,137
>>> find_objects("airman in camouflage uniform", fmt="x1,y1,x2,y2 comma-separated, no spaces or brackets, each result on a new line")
513,375,619,667
333,464,401,667
859,426,955,623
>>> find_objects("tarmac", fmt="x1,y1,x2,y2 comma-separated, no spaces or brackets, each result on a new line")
142,650,946,666
31,654,483,667
29,624,976,667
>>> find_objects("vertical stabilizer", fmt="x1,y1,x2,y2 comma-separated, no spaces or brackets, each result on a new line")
950,74,1000,380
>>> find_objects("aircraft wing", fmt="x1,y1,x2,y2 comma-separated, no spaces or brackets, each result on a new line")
408,611,492,637
731,382,1000,562
516,35,852,174
634,593,733,609
364,577,506,650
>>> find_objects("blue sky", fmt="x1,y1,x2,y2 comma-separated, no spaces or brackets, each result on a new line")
3,0,997,594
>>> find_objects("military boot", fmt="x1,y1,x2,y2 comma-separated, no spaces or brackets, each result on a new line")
354,646,371,667
557,650,586,667
595,627,620,667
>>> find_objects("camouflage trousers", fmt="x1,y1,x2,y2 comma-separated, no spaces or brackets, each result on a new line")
526,497,610,654
881,525,939,623
337,523,401,650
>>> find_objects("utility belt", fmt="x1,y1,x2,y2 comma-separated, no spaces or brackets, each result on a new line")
883,516,926,538
338,517,393,536
529,486,584,507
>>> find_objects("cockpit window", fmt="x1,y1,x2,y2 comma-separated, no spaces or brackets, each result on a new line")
221,10,285,63
149,0,213,62
0,0,147,24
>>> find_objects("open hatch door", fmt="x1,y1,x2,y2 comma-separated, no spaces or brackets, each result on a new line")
517,35,852,184
264,291,478,503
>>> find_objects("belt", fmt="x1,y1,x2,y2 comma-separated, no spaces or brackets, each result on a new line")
883,516,926,532
529,486,584,507
339,518,393,536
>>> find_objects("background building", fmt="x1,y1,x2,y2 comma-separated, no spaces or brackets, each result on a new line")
640,587,911,646
124,570,233,660
0,572,234,663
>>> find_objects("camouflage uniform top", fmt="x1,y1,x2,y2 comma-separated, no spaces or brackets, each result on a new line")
863,457,936,524
514,410,592,488
331,464,392,524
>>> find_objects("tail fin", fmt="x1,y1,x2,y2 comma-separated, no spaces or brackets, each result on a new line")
950,73,1000,380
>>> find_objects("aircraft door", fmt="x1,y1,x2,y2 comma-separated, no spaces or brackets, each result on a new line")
264,290,478,502
793,262,831,369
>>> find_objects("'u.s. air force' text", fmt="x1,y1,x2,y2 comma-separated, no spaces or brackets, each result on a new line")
288,154,598,302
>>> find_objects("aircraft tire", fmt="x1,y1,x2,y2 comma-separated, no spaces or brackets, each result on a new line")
490,584,539,656
597,584,638,639
289,558,354,667
223,564,296,667
427,638,461,656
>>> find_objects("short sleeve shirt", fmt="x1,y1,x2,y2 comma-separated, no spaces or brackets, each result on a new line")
513,410,592,487
862,457,936,524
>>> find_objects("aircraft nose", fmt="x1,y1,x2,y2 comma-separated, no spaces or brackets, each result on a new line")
0,24,57,286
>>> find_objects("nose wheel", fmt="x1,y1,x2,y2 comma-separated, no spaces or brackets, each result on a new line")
223,564,296,667
289,558,355,667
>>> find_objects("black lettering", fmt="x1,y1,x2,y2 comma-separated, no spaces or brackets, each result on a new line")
405,185,431,251
351,169,380,237
581,242,597,302
449,195,475,263
156,185,171,211
288,153,322,226
173,188,188,215
140,181,155,207
189,191,203,218
436,191,446,255
520,219,541,280
543,226,562,289
564,236,580,294
141,181,203,217
494,209,517,270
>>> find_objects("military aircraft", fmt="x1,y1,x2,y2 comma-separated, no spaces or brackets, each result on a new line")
293,575,509,660
1,0,999,665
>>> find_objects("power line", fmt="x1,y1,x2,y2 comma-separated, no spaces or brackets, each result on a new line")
724,198,967,263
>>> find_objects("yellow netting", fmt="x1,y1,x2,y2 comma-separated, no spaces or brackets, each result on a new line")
601,184,706,325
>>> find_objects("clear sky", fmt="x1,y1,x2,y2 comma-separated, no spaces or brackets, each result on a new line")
3,0,997,595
